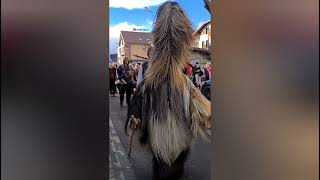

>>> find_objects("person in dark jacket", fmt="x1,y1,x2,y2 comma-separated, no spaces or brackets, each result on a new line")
117,58,134,106
109,63,117,96
193,62,203,88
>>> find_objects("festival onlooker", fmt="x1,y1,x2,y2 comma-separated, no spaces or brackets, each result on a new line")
117,58,134,106
204,63,211,81
109,63,117,96
184,63,194,81
134,63,141,83
193,62,203,88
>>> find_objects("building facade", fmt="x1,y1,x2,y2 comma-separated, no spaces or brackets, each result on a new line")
193,21,211,50
117,31,152,65
117,30,211,66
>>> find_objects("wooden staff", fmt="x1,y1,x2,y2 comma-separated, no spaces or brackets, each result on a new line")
133,55,148,60
128,115,140,157
128,128,136,157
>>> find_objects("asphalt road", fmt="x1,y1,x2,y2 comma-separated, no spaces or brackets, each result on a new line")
109,94,211,180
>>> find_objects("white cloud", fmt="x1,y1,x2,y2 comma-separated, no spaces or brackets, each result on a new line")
110,0,167,10
109,22,145,54
109,22,145,38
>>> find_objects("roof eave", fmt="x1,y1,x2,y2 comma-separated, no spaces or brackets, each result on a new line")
192,20,211,36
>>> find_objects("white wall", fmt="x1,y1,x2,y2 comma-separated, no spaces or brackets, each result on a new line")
198,34,209,48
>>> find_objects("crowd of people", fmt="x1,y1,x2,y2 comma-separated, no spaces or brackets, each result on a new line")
184,62,212,88
109,58,136,106
109,58,212,106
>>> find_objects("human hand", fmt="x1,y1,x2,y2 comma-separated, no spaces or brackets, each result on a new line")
128,115,140,129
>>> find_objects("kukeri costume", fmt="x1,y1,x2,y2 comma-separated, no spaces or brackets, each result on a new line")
125,2,211,180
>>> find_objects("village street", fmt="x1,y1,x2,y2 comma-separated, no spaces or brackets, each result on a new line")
109,94,212,180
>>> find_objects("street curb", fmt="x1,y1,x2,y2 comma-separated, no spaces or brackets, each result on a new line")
109,118,137,180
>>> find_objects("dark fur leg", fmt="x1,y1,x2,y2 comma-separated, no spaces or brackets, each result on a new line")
152,149,190,180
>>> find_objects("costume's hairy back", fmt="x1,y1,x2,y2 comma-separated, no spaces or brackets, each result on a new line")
127,74,211,166
126,1,211,167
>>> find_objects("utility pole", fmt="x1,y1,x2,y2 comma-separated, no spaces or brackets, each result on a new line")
144,7,153,16
204,0,212,14
144,7,153,31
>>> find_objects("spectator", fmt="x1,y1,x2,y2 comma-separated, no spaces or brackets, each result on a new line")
109,63,117,96
134,63,141,82
117,58,134,106
184,63,194,81
204,63,211,81
193,62,203,88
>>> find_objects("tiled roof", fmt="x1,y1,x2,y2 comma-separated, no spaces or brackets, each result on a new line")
193,21,211,36
120,31,152,45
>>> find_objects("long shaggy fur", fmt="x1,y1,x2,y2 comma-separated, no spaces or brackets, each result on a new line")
144,1,193,90
125,1,211,179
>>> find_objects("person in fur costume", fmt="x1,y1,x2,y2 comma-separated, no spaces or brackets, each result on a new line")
125,2,211,180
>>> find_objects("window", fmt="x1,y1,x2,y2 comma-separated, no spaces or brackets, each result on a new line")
202,41,204,48
205,27,208,34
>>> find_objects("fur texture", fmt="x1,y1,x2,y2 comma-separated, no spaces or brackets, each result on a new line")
126,77,211,166
125,1,211,179
144,1,193,90
152,148,190,180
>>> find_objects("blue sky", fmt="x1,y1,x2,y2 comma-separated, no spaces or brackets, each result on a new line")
109,0,211,54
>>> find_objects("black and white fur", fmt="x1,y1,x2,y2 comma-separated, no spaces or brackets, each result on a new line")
125,1,211,180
